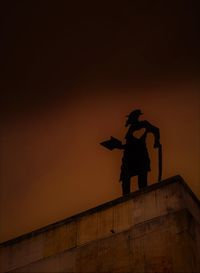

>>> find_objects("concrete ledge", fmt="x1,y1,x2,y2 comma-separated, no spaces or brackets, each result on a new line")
1,174,199,248
0,175,200,272
9,209,200,273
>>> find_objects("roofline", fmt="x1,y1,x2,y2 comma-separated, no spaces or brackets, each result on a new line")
1,175,199,248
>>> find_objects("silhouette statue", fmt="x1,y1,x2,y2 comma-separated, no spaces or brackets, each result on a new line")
100,109,162,196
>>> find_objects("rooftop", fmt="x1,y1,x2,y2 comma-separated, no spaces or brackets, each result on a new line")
1,174,199,248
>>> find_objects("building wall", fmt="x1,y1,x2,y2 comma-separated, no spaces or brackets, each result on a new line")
0,175,200,272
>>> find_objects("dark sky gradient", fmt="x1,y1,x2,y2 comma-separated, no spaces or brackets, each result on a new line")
1,0,199,115
1,1,200,242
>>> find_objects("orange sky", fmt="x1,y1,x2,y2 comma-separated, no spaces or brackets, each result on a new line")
1,1,200,242
1,81,200,243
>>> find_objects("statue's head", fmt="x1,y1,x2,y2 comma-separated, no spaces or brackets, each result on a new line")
125,109,143,127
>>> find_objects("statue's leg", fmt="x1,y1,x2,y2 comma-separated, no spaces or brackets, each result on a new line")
122,178,130,195
138,172,148,189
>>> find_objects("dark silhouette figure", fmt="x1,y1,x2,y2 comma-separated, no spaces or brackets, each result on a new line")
100,109,161,196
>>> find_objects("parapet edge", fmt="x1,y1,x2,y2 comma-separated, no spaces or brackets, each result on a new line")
1,175,199,247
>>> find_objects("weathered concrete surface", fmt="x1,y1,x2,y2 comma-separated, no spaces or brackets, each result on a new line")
0,175,200,272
